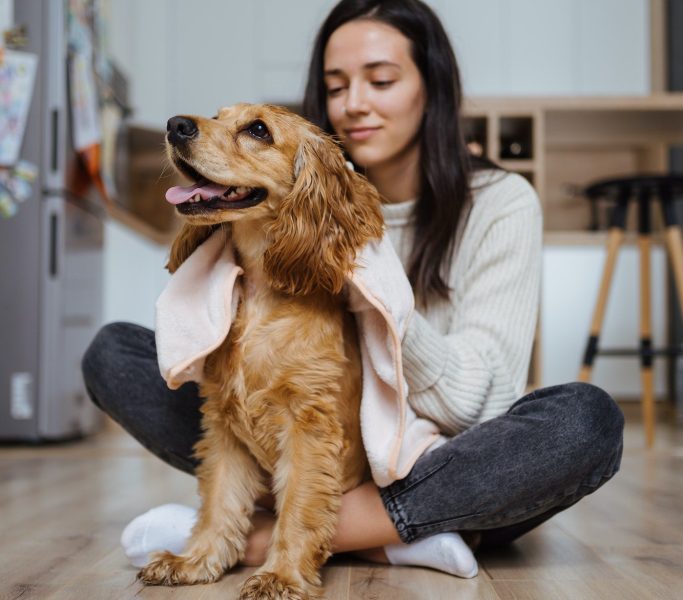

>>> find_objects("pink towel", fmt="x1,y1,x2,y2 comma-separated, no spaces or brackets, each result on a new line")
155,229,445,487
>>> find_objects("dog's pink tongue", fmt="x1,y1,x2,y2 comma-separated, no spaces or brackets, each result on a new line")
165,180,229,205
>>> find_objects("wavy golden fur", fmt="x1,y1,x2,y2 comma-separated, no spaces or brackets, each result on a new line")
138,104,383,599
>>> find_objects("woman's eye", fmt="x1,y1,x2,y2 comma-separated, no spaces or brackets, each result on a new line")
372,80,395,89
326,86,344,97
247,120,272,141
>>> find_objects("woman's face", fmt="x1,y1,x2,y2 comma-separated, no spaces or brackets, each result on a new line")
323,20,426,172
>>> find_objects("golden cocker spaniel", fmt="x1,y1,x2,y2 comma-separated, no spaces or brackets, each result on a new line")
138,104,383,599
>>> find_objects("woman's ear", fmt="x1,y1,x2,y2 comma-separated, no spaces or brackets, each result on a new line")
166,223,216,273
263,132,384,296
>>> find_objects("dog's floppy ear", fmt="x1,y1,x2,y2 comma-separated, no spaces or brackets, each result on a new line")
166,223,216,273
263,132,383,296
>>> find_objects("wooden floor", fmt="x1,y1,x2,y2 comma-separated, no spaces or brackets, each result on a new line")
1,406,681,600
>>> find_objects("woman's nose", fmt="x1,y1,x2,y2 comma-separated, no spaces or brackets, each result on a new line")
344,82,370,116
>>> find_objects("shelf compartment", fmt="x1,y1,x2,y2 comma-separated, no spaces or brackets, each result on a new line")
462,116,488,158
499,116,534,160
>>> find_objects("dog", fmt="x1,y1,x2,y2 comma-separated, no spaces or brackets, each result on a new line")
138,103,384,599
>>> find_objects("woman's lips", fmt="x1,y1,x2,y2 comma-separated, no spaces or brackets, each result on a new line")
345,127,381,141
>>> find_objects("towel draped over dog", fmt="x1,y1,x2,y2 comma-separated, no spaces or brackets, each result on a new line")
155,228,445,487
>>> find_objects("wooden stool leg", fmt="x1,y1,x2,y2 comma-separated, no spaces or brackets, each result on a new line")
579,227,624,382
658,185,683,316
638,233,655,448
663,225,683,321
658,189,683,444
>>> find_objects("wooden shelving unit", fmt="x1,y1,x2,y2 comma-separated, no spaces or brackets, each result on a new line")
464,94,683,235
463,94,683,389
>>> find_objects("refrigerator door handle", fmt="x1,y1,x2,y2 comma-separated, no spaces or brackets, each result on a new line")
50,108,59,173
49,211,59,277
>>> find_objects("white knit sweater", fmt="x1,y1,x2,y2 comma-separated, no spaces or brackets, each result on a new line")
382,169,542,436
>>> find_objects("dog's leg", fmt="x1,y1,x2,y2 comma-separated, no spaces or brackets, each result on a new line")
139,422,266,586
240,419,343,600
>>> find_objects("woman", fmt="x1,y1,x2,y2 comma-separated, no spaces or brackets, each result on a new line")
83,0,624,578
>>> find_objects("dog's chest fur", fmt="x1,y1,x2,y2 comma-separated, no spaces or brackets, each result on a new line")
202,277,357,477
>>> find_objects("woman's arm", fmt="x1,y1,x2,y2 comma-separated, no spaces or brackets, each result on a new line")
401,185,542,436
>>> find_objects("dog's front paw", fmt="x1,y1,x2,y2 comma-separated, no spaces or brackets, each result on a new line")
137,550,224,586
239,571,320,600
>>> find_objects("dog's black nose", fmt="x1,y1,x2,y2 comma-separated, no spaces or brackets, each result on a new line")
167,116,198,145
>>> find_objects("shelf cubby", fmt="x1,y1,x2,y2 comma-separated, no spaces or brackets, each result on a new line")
499,116,534,160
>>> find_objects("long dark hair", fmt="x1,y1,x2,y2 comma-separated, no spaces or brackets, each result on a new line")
303,0,494,305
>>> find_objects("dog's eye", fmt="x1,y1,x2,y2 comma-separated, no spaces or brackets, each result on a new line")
246,120,272,142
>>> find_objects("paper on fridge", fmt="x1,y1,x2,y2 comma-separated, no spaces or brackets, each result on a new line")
0,50,38,166
69,50,102,151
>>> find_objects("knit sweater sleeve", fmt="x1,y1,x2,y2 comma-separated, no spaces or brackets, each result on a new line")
401,176,542,436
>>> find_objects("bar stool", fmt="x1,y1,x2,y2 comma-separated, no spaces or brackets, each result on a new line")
578,174,683,447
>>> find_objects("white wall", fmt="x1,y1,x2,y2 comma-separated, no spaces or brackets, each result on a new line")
102,220,171,328
110,0,650,128
434,0,649,97
103,0,652,340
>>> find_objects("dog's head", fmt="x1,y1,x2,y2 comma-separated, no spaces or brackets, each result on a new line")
165,103,383,296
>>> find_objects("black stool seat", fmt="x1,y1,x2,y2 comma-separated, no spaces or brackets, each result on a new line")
584,174,683,200
583,173,683,233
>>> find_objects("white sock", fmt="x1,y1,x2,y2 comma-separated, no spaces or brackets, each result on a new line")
120,503,197,567
384,532,478,578
120,502,273,567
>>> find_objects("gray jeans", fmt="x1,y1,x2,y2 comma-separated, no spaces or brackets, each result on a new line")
82,322,624,548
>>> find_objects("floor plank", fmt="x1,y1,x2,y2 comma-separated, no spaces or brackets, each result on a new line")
490,577,660,600
348,563,501,599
